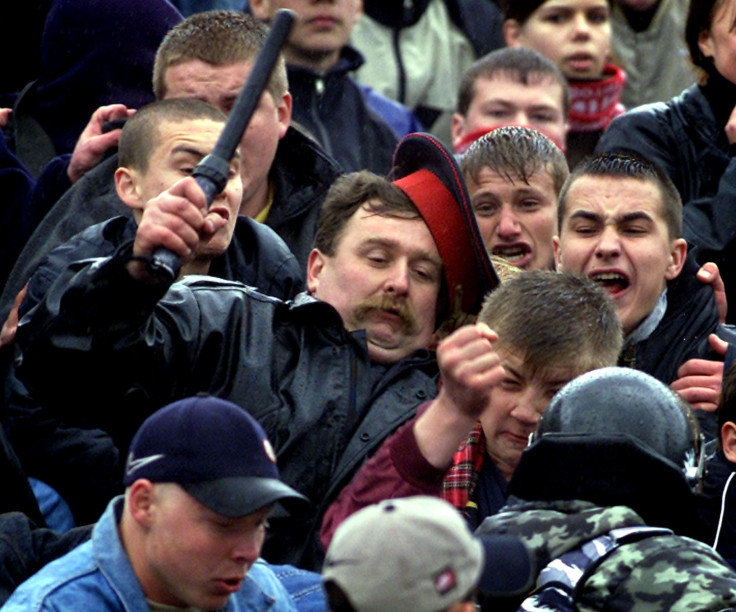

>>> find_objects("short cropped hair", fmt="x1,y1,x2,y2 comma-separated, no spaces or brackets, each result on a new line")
461,126,569,198
313,171,421,256
685,0,731,80
153,11,288,103
456,47,570,117
557,151,683,240
479,270,622,376
118,98,226,173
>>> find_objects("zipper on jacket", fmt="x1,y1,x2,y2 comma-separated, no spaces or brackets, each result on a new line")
392,27,407,105
311,76,333,156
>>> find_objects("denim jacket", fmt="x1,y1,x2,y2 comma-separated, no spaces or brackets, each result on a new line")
1,497,298,611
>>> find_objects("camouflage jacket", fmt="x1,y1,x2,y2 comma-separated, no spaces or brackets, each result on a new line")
477,499,736,611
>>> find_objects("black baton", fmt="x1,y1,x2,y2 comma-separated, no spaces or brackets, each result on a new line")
148,8,296,280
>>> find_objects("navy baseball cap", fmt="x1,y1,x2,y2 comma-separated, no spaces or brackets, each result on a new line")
123,395,308,517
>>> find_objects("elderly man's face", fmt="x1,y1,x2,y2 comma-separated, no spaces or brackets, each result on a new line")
136,484,271,610
554,175,686,335
307,202,442,364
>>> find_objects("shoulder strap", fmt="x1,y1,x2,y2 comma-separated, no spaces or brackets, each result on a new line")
518,526,672,611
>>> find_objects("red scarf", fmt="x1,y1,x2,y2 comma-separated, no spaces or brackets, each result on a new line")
568,63,626,132
441,421,486,514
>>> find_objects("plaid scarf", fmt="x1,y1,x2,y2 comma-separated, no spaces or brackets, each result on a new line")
441,421,486,515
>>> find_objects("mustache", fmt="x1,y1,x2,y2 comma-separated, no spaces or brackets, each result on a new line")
353,295,419,335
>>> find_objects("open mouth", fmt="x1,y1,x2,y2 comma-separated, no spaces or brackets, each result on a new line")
491,244,531,266
589,271,630,294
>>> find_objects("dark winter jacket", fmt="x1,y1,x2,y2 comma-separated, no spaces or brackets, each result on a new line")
2,214,304,526
0,124,341,322
12,248,439,568
287,47,398,174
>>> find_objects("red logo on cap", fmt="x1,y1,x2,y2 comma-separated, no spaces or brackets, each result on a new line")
434,567,458,595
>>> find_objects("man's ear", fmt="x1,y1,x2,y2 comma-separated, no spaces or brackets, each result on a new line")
552,235,563,271
698,28,715,61
115,167,144,212
277,91,292,139
451,112,467,147
664,238,687,281
127,480,156,528
306,248,326,295
503,19,523,47
722,422,736,464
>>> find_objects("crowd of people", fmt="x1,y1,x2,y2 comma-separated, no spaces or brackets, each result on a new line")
3,0,736,610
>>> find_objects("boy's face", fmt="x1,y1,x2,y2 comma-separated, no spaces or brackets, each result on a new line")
452,72,568,152
480,347,576,480
250,0,363,72
505,0,611,81
116,118,243,261
554,175,687,336
466,165,558,271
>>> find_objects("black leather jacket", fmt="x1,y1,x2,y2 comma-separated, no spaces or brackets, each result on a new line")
14,248,439,568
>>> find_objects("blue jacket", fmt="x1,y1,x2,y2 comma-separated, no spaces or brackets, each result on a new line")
1,498,298,612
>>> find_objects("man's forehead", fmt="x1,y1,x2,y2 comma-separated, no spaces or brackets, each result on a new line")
345,203,441,260
163,59,253,97
564,175,664,218
468,163,557,194
499,346,575,383
477,72,565,106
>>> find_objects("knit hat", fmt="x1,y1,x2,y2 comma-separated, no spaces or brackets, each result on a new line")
391,133,499,316
123,395,308,517
322,496,534,612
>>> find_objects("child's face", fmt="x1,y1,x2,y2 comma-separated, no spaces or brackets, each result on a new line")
505,0,611,81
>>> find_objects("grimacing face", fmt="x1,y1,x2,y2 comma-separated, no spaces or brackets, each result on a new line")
554,175,686,336
116,118,243,263
307,203,442,365
162,59,291,217
466,165,558,271
480,348,576,480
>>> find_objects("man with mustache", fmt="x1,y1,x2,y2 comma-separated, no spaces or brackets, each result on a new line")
11,133,497,569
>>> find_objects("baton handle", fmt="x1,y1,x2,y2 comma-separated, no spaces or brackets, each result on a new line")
147,9,296,281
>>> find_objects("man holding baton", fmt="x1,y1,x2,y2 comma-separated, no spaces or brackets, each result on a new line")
13,130,497,569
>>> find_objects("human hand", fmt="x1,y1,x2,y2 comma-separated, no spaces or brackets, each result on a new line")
727,105,736,144
697,262,727,324
67,104,135,183
0,284,28,349
435,322,504,420
671,334,729,411
0,108,11,128
129,177,226,281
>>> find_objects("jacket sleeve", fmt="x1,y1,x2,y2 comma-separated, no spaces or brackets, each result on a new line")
319,403,446,551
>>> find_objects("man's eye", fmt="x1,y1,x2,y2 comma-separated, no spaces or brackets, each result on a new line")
588,9,608,24
474,202,498,216
518,200,541,211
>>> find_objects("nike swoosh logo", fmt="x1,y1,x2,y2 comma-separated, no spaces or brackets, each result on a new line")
125,453,165,476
